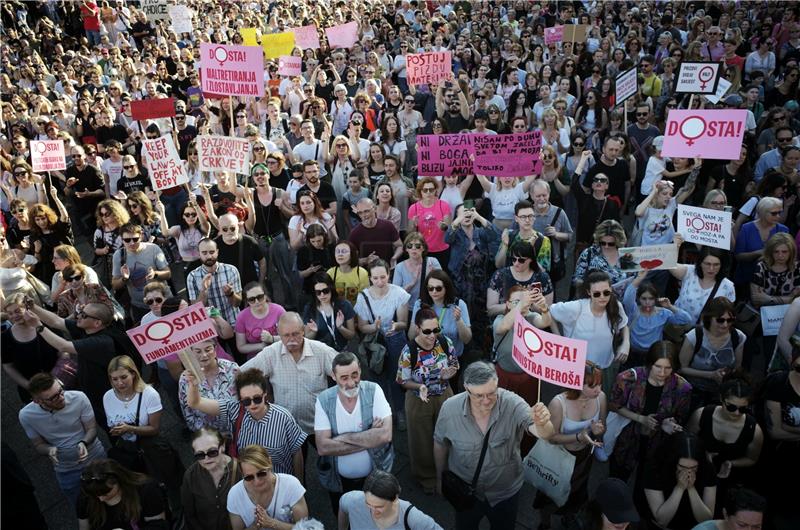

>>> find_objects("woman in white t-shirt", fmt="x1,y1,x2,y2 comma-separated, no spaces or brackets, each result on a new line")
227,445,308,529
634,179,695,247
288,190,337,250
671,241,736,323
475,173,536,230
103,355,163,443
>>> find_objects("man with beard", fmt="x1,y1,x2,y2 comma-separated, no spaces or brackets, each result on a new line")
314,351,393,516
186,238,242,326
214,213,266,287
298,160,337,217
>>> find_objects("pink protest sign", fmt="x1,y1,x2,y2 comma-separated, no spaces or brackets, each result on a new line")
30,140,66,172
127,303,218,364
325,22,358,49
278,55,302,77
417,134,474,177
200,43,264,97
143,135,189,190
513,313,587,390
406,51,452,86
662,109,747,160
473,131,542,177
545,25,564,45
292,25,320,49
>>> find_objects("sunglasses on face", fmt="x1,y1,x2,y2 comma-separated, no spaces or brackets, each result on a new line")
636,112,648,117
715,317,735,324
193,448,221,460
122,237,140,243
406,243,423,249
243,470,269,482
77,310,100,320
80,474,111,487
124,164,136,169
591,290,612,298
723,402,748,413
184,212,197,218
240,394,264,407
510,256,529,264
315,287,331,296
593,178,609,184
420,327,442,335
145,296,164,306
67,275,84,282
247,293,266,303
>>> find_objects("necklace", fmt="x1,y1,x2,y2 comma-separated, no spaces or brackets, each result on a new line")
116,390,137,408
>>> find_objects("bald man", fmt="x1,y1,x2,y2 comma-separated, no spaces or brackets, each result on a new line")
214,213,267,286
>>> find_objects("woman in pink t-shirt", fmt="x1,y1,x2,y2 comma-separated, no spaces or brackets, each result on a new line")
408,177,451,266
234,282,286,359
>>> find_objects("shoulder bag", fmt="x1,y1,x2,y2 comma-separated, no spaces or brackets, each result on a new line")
357,291,388,374
441,426,492,512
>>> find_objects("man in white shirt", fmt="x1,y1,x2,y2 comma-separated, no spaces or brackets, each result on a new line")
292,120,328,177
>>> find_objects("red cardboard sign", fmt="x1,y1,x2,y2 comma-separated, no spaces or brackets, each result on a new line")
30,140,66,172
130,97,175,121
406,51,452,86
512,313,587,390
127,303,218,364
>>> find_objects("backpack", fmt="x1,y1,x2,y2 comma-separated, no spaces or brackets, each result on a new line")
691,325,741,361
407,334,448,370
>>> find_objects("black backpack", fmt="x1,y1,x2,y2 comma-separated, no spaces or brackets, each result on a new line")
407,334,448,370
691,325,741,361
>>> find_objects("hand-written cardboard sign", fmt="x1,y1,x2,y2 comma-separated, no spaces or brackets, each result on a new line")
197,135,251,175
200,43,264,97
143,135,188,190
617,244,678,272
677,204,732,250
262,32,296,60
417,134,475,177
292,25,320,49
31,140,66,172
127,303,218,364
761,304,791,336
169,4,193,35
544,25,564,45
615,67,638,106
562,24,589,43
675,61,722,94
662,109,746,160
704,77,732,105
407,51,452,86
240,28,260,46
141,0,168,22
513,313,587,390
325,22,359,49
278,55,302,77
130,97,175,121
473,131,543,177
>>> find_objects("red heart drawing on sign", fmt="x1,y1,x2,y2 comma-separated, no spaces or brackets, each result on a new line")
639,259,663,270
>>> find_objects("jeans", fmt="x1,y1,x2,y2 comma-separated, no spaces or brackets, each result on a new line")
161,188,189,227
454,490,520,530
86,29,101,47
56,466,85,509
329,475,366,516
383,332,407,414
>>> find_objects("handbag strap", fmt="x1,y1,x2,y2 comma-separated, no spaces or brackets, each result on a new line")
360,290,377,323
470,425,493,489
404,504,415,530
697,277,723,324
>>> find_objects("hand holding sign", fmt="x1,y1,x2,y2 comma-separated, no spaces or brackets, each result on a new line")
530,402,551,427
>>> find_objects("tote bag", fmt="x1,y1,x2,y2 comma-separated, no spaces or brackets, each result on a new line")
522,440,576,507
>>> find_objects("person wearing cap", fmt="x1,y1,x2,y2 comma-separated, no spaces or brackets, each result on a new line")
565,477,639,530
174,110,198,159
722,94,757,132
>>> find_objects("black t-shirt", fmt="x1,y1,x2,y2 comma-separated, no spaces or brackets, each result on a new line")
643,455,717,529
583,157,631,201
176,125,198,158
1,328,59,379
297,244,336,293
709,164,750,210
252,188,287,240
575,189,621,244
299,182,337,211
65,164,104,211
96,124,129,146
116,173,150,195
213,234,265,287
268,169,291,191
442,112,470,133
763,370,800,431
77,480,165,530
64,320,119,406
6,221,30,249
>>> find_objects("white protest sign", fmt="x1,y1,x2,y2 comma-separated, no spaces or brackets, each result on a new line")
30,140,67,172
169,5,193,34
197,135,251,175
704,77,732,105
140,0,169,22
761,304,791,336
617,244,678,272
615,67,638,106
677,204,732,250
675,61,722,94
143,135,188,190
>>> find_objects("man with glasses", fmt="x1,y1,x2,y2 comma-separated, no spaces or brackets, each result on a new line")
581,136,631,210
174,111,198,159
214,213,266,286
349,198,404,268
496,200,551,272
292,120,329,178
702,26,725,61
755,126,799,181
19,372,106,507
435,74,470,132
112,223,171,323
100,140,124,196
433,361,553,529
627,102,660,199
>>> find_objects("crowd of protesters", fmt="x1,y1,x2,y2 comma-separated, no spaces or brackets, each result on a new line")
2,0,800,529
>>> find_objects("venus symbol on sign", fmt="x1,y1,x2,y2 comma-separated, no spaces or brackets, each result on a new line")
213,47,229,67
678,116,706,146
697,66,715,90
522,328,543,356
145,321,174,344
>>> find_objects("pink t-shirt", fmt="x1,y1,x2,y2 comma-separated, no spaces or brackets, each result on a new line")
408,200,450,252
234,303,286,357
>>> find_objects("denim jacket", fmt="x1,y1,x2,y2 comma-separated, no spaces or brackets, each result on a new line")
444,223,501,274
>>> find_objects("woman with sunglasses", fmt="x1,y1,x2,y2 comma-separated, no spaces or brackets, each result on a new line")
54,262,116,319
734,196,789,291
396,307,459,494
156,195,209,279
5,199,32,251
182,427,242,530
124,191,160,243
392,232,442,310
29,195,73,282
573,220,631,296
410,269,472,360
51,244,99,300
679,297,745,411
235,281,286,360
227,444,308,530
77,459,167,530
487,240,553,317
6,161,46,208
687,371,763,516
115,155,150,195
301,272,356,351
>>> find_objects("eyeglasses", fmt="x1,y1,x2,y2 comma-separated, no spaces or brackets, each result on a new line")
466,388,498,400
420,327,441,335
510,256,529,264
488,109,499,114
145,297,164,306
406,243,423,249
777,137,793,142
246,293,266,303
67,274,84,282
122,237,140,243
77,311,100,321
516,214,534,221
240,394,265,407
335,143,348,148
236,114,246,118
123,164,136,169
636,112,649,117
193,448,221,460
405,99,415,103
184,212,198,218
13,208,26,213
426,284,445,293
591,290,612,298
715,317,735,324
723,401,748,414
314,287,331,296
573,142,584,148
593,177,609,183
421,187,436,194
41,385,65,403
243,470,269,482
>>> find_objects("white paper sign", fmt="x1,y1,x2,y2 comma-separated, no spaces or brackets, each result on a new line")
675,61,722,94
141,0,169,23
197,135,251,175
704,77,732,105
169,5,193,34
677,204,732,251
617,244,678,272
761,304,791,336
143,135,188,190
615,67,638,106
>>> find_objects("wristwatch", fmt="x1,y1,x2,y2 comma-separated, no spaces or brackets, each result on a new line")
36,324,45,333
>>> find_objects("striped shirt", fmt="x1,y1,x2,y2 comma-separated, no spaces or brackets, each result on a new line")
218,399,306,475
187,262,242,325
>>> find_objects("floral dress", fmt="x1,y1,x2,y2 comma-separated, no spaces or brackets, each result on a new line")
178,358,240,435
